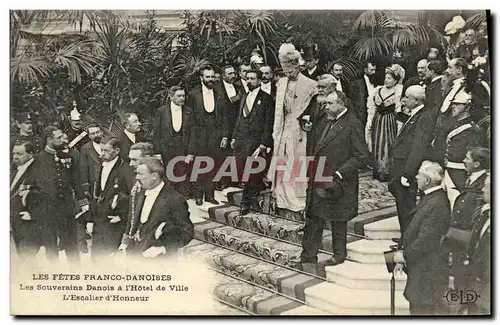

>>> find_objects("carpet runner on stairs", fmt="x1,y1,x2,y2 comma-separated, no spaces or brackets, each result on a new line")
183,172,410,315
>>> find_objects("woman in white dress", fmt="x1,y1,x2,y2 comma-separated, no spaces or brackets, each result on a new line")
365,64,405,181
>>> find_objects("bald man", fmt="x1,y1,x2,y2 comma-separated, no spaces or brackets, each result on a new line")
389,85,435,237
403,59,429,95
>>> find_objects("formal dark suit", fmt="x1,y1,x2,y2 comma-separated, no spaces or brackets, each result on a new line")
335,76,352,99
301,110,369,262
402,188,450,315
124,183,194,256
424,76,444,123
351,76,375,128
91,158,130,259
117,130,147,162
463,205,490,314
388,106,435,235
186,84,229,202
153,102,196,196
402,76,429,95
10,159,39,258
27,149,86,262
260,81,277,101
303,66,325,81
232,89,274,207
234,79,249,95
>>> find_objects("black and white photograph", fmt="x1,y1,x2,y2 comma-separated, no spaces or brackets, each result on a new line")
8,8,491,316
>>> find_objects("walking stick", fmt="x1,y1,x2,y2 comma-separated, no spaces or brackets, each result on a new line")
390,269,396,316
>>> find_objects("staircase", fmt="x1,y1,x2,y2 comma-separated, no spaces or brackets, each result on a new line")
182,173,410,315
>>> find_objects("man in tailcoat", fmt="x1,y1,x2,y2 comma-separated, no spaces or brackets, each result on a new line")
300,91,369,266
259,65,277,101
78,124,104,253
230,69,274,214
153,86,196,197
424,60,445,123
393,161,450,315
91,137,130,260
186,65,229,206
388,86,435,237
351,61,377,128
119,157,194,258
117,112,148,163
10,140,39,259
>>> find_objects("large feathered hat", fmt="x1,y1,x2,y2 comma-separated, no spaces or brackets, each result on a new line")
385,64,406,84
278,43,301,68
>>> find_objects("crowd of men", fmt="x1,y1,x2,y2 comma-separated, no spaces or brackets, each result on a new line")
10,22,490,315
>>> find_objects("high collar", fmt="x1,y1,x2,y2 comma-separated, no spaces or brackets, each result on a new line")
423,185,443,195
144,181,165,196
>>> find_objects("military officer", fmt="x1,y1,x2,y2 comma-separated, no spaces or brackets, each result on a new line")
440,91,483,208
65,105,89,152
451,147,489,230
12,112,42,154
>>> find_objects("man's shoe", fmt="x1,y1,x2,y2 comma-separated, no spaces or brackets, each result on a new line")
206,199,219,205
392,237,401,244
195,199,203,206
325,256,346,266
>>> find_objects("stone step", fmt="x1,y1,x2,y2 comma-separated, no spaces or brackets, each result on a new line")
347,239,395,264
208,271,305,315
193,220,331,277
304,281,409,315
325,260,406,291
364,216,401,240
204,204,361,252
183,239,323,302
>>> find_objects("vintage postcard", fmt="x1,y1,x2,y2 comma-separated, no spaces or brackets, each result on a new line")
10,9,491,316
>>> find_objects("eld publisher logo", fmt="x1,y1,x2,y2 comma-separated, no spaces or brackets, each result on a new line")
444,290,480,305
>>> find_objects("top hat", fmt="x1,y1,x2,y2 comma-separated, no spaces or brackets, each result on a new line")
301,44,319,61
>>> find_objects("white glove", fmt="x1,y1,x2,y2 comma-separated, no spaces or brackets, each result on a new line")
142,246,166,258
19,211,32,221
107,216,121,224
185,154,194,164
230,139,236,150
81,204,90,212
220,138,228,148
155,222,166,240
400,176,410,187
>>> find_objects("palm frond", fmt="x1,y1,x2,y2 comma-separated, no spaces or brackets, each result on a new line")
351,36,392,60
464,12,487,31
11,55,52,84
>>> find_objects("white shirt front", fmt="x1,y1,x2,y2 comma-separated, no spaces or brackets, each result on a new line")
92,141,102,156
101,156,119,191
223,80,237,98
202,84,215,113
124,129,136,144
170,102,183,132
364,74,375,98
10,158,34,192
308,66,317,76
260,82,272,95
431,75,443,83
468,169,487,186
245,88,260,116
140,181,165,224
335,77,343,92
424,185,443,195
241,79,249,93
